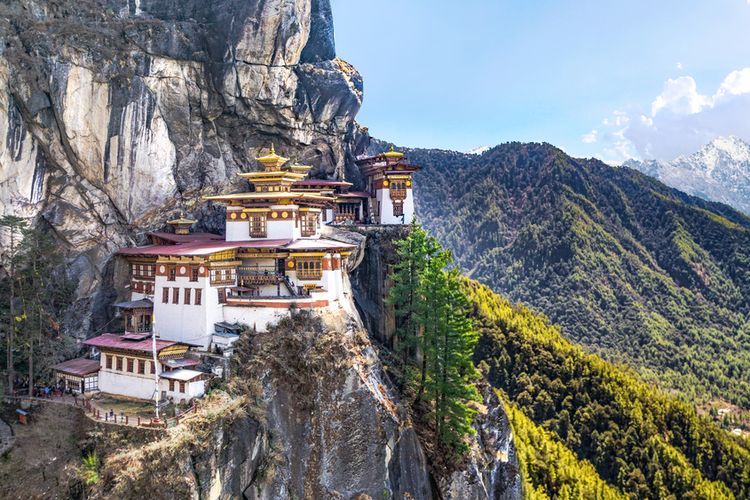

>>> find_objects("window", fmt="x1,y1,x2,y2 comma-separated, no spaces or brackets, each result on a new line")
301,213,317,236
297,258,323,280
393,201,404,217
249,214,267,238
127,358,134,373
179,381,186,393
150,361,155,374
190,267,199,282
162,287,169,304
142,314,152,332
116,356,123,371
184,288,191,304
218,288,227,304
195,289,202,306
168,266,176,281
106,355,112,369
169,380,175,392
138,360,146,374
172,287,179,304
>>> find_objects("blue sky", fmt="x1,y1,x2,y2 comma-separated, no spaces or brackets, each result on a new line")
330,0,750,163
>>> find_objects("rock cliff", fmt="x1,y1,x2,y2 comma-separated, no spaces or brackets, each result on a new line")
0,0,363,336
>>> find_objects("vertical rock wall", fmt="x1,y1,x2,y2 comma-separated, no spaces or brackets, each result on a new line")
0,0,362,337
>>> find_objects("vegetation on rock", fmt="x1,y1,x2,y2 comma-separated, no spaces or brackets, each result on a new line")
388,223,481,457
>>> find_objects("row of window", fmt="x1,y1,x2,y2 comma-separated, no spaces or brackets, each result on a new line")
131,264,155,278
161,287,203,305
166,266,201,282
210,268,237,285
106,355,154,375
167,379,187,393
132,281,154,294
247,214,320,238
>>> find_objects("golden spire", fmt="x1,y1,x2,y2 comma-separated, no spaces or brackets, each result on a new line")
383,145,405,158
256,144,288,171
167,213,198,235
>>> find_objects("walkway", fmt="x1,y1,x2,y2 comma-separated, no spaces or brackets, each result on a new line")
2,394,197,430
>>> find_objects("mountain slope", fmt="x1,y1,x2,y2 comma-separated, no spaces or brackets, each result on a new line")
464,278,750,498
403,141,750,408
625,136,750,215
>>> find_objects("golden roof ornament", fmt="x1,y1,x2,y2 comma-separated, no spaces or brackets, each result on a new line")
167,213,198,235
383,145,405,158
256,143,289,170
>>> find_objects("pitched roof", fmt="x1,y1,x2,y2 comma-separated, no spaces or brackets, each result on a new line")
114,298,153,310
51,358,100,377
160,369,206,382
84,333,179,354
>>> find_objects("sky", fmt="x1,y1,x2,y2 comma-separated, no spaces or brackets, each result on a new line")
330,0,750,163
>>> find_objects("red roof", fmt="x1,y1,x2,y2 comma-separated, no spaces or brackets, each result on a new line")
118,239,292,257
149,232,223,244
84,333,179,354
51,358,100,377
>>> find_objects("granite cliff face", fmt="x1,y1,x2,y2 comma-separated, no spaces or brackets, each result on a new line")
0,0,363,336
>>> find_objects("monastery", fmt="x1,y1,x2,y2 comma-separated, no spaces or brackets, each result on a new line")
53,146,419,404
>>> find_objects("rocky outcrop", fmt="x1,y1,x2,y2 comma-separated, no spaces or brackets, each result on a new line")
0,0,362,337
343,225,522,499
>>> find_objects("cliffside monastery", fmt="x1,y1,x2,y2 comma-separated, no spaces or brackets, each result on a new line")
52,146,419,404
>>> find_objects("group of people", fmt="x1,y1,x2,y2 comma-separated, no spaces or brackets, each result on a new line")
10,376,67,398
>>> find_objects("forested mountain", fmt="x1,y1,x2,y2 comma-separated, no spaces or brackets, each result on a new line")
397,141,750,409
463,279,750,498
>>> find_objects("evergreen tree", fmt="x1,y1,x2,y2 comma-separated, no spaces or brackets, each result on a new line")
388,223,481,456
0,215,26,394
15,226,75,394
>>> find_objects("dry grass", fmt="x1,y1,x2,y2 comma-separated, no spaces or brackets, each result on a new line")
90,391,247,499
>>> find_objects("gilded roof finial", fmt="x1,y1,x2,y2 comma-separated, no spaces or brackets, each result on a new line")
270,143,276,155
390,145,395,152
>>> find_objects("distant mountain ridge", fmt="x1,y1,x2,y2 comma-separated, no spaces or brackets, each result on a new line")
624,136,750,215
372,138,750,409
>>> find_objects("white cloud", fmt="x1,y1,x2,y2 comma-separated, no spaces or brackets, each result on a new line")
581,130,598,144
676,62,683,70
590,68,750,162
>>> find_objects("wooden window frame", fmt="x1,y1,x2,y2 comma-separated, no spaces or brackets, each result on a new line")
116,356,123,371
296,258,323,280
190,267,199,282
138,359,146,375
249,214,267,238
169,380,175,392
301,213,317,237
218,288,227,304
195,289,202,306
167,266,176,281
106,355,112,370
127,358,134,373
172,287,179,304
162,287,169,304
184,288,191,305
179,381,186,393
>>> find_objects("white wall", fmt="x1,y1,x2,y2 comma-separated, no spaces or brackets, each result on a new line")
222,306,289,332
226,220,248,242
99,358,160,400
159,378,205,402
154,274,213,349
375,188,414,225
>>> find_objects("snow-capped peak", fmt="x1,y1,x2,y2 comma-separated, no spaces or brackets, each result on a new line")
466,145,491,155
626,136,750,215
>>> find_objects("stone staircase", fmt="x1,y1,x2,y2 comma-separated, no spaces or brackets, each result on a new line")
0,416,13,455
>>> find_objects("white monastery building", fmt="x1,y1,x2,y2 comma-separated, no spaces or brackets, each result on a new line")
54,146,420,402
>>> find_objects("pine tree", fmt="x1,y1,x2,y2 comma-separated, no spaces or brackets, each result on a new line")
0,215,26,394
388,222,481,456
